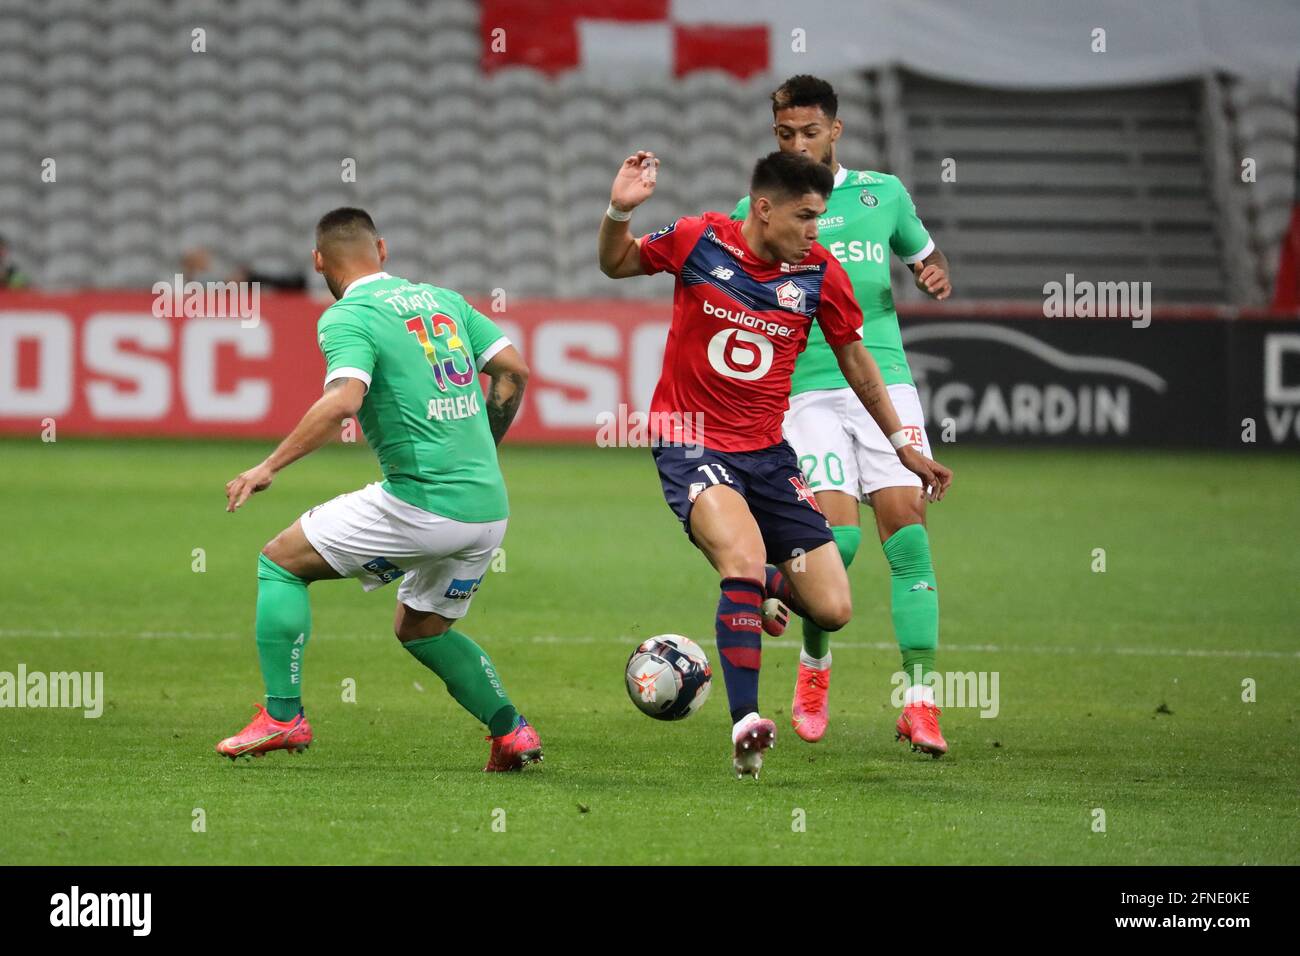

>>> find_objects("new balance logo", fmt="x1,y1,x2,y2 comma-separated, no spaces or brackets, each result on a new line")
709,265,735,281
910,581,936,592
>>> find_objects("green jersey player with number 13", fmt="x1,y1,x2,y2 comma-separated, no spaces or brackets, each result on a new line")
216,208,542,772
732,75,954,756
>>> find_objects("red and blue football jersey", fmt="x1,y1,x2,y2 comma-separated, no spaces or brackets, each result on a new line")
638,212,864,452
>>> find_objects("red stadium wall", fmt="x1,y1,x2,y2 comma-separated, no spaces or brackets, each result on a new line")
1,292,1297,448
0,291,670,442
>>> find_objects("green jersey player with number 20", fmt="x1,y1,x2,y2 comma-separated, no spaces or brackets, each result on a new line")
732,75,955,757
216,208,542,772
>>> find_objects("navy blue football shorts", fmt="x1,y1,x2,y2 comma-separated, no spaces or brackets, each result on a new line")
652,440,834,566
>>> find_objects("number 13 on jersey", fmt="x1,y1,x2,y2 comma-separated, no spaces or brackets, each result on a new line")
405,315,475,391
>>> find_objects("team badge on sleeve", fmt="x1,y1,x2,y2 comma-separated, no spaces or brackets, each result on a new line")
645,221,677,243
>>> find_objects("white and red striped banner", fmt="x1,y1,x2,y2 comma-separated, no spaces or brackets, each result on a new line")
478,0,1300,88
0,291,670,442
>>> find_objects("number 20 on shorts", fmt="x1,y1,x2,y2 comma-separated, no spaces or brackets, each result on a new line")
799,452,845,489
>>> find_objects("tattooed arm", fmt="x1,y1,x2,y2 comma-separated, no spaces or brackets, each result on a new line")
831,341,953,501
481,345,530,445
832,340,903,437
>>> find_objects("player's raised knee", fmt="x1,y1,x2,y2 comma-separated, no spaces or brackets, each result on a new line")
811,597,852,633
260,535,287,564
393,605,452,642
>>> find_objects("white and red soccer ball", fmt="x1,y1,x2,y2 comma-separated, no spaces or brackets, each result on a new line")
625,635,712,721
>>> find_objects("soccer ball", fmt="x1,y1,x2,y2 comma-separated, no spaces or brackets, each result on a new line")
624,634,712,720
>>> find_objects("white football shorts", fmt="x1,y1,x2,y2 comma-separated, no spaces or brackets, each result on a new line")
783,384,932,500
299,482,506,618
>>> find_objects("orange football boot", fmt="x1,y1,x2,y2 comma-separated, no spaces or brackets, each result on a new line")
896,702,948,757
484,716,544,772
791,661,831,742
216,703,312,759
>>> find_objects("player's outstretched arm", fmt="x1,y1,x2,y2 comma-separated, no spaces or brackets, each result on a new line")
831,341,953,501
224,377,366,512
482,344,529,445
598,150,658,279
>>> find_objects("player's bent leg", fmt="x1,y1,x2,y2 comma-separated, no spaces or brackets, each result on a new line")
768,539,852,740
394,602,454,640
391,517,540,771
256,521,336,719
779,540,851,632
689,484,767,583
763,493,860,742
800,490,860,651
216,521,333,758
688,485,776,778
261,519,343,582
871,486,947,756
395,603,537,771
762,544,852,744
251,519,338,720
689,487,767,720
776,533,857,743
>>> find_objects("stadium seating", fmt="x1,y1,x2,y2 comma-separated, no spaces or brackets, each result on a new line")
0,0,1293,306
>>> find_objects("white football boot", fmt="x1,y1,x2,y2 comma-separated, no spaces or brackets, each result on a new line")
732,712,777,779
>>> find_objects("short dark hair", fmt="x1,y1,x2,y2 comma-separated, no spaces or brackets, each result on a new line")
315,207,378,248
771,74,838,119
749,151,834,203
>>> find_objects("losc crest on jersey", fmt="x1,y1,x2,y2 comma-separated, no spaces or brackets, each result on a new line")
775,279,807,313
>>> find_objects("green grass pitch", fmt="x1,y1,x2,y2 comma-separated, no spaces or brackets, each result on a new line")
0,438,1296,865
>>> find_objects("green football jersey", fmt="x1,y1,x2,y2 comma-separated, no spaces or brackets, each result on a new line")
316,272,510,522
731,167,932,393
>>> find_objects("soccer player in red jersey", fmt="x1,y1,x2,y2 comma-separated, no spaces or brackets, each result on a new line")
599,150,953,778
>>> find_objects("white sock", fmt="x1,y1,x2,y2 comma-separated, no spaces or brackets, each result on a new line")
903,683,936,706
799,649,831,670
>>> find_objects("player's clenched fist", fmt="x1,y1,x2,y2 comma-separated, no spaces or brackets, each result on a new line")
610,150,658,213
914,262,951,300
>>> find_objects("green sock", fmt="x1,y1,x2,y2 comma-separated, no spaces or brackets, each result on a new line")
801,524,862,659
402,628,518,735
255,553,311,721
883,524,939,685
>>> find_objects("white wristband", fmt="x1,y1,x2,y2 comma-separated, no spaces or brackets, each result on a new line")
605,203,632,222
889,430,911,450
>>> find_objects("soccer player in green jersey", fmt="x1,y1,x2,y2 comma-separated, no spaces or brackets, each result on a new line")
732,76,954,756
215,208,543,771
